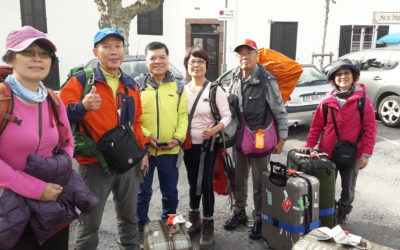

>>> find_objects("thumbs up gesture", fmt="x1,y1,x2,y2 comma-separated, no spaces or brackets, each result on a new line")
201,123,214,139
82,85,102,111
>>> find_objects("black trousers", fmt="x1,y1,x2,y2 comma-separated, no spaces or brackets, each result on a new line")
5,224,69,250
183,144,217,217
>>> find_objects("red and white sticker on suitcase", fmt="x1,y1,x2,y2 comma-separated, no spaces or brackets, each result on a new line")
281,190,292,212
266,189,317,213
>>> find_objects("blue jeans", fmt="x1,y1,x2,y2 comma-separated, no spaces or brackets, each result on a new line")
137,154,179,223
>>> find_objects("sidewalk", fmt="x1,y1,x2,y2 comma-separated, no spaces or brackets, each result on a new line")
69,158,264,249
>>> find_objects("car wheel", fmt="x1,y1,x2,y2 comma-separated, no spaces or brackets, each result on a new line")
378,95,400,128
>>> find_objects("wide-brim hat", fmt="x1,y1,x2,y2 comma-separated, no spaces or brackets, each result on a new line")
326,59,360,81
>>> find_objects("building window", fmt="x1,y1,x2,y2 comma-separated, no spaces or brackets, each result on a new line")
20,0,47,32
137,4,163,35
191,24,219,35
351,26,374,52
339,25,389,56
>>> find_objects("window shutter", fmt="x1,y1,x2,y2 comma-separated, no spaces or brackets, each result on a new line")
137,4,163,35
20,0,47,32
376,25,390,48
338,25,352,57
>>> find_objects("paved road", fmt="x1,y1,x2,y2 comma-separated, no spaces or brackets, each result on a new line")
69,121,400,249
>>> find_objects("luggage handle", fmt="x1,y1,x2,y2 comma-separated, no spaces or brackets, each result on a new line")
269,161,288,187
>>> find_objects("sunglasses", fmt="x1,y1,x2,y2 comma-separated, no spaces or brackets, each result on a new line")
18,49,53,59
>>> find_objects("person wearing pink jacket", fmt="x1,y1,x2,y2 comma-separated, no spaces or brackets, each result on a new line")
0,26,75,250
300,59,377,226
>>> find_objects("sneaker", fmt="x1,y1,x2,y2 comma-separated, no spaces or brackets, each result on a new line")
223,209,248,230
249,221,262,240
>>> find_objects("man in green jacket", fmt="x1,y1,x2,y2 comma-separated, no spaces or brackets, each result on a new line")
136,42,188,228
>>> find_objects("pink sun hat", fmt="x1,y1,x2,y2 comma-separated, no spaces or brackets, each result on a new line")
6,26,57,52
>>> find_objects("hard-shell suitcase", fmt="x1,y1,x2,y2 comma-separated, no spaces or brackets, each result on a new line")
292,228,395,250
262,161,320,250
287,149,336,228
144,220,192,250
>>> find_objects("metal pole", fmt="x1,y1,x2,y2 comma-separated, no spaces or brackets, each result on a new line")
222,0,228,74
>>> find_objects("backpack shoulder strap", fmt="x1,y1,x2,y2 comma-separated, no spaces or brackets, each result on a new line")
0,82,13,135
357,95,366,140
81,68,95,99
323,104,329,127
0,82,23,135
175,78,184,111
134,74,148,92
358,95,365,121
176,78,184,96
209,82,221,122
47,88,60,125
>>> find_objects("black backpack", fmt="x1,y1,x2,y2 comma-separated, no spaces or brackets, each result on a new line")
208,81,239,148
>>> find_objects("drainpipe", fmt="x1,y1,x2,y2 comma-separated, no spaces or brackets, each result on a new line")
221,0,228,74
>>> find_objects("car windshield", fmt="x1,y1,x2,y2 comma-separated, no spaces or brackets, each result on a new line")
120,59,183,80
297,66,327,86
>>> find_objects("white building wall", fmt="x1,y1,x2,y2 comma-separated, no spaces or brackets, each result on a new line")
1,0,400,84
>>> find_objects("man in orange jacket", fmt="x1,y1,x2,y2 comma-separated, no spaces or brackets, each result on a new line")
60,28,149,250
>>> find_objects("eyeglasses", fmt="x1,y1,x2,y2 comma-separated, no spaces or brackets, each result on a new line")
235,51,257,57
18,49,53,59
335,71,352,77
188,60,206,65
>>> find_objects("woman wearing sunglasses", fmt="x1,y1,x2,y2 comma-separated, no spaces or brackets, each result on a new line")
0,26,95,250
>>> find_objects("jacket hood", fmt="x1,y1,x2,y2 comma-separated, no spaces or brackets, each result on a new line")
135,70,174,90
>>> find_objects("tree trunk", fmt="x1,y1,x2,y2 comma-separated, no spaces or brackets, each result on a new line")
95,0,164,54
321,0,336,69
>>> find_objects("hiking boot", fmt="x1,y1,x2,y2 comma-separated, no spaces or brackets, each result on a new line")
336,210,348,226
249,221,262,240
187,211,201,235
200,219,214,246
223,209,248,230
138,222,146,233
138,222,146,247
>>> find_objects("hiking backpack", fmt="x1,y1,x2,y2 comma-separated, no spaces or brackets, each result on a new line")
61,66,111,174
208,81,239,148
135,73,184,109
0,66,61,136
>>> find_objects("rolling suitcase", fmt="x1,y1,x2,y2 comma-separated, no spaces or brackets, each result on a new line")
262,161,320,250
287,149,336,228
144,220,192,250
292,228,395,250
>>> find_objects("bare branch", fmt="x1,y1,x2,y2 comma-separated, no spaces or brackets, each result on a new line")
123,0,164,20
94,0,107,13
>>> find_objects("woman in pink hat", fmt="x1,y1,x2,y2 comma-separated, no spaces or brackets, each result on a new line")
0,26,96,250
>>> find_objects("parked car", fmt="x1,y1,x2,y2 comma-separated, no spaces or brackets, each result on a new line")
323,47,400,127
215,64,332,127
86,55,184,81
